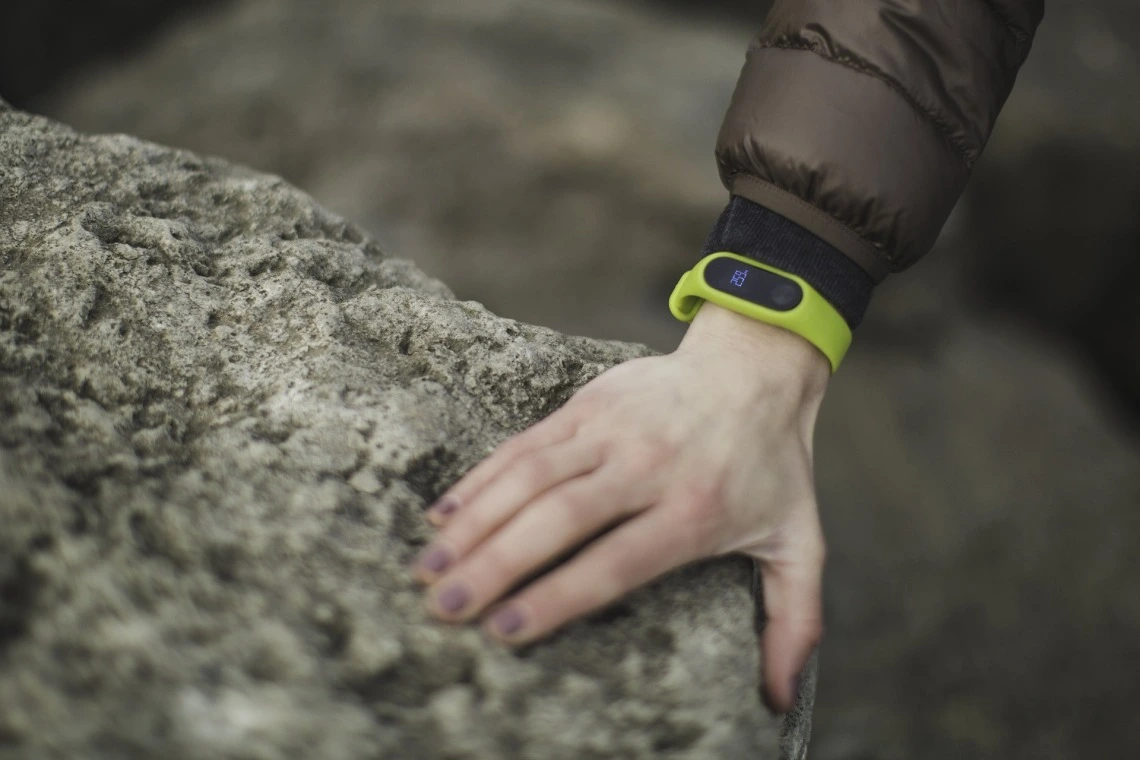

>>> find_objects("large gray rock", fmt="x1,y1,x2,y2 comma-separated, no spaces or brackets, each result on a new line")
0,102,812,758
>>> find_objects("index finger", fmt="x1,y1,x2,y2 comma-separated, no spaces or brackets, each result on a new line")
426,407,579,524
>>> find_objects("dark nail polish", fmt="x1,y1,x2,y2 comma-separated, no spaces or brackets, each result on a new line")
490,606,524,636
418,546,452,574
430,497,459,517
437,584,470,614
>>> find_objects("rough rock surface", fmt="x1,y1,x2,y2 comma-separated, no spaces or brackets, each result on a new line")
0,102,812,759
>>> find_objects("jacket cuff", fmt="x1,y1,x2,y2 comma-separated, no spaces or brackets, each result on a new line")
716,46,968,278
700,195,874,329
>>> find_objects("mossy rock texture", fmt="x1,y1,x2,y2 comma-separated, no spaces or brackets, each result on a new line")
0,101,812,759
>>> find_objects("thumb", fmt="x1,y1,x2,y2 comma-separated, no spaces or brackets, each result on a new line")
755,548,824,714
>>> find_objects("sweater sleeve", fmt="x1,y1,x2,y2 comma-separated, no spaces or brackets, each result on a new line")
702,194,875,328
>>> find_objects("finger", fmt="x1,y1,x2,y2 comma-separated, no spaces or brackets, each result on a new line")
756,546,824,714
479,501,705,645
422,462,637,622
425,408,579,524
413,434,603,584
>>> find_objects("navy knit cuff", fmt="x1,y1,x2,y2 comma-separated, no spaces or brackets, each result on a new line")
700,195,875,329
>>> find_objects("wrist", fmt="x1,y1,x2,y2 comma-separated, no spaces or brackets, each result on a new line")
678,301,830,395
700,195,876,330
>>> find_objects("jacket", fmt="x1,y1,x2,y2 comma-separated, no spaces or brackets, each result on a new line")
707,0,1045,327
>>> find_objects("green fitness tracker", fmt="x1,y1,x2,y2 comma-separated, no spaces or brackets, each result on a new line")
669,252,852,373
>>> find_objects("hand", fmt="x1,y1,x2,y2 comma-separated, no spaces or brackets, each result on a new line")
411,301,830,713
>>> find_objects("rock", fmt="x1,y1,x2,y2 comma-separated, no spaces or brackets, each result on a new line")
0,100,811,758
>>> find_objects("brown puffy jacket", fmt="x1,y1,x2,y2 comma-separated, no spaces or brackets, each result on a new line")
716,0,1045,284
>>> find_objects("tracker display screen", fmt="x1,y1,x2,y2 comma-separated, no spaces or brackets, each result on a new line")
702,256,803,311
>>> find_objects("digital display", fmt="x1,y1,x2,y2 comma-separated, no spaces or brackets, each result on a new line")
703,256,803,311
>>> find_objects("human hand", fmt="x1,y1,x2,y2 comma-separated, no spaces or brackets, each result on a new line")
412,301,830,713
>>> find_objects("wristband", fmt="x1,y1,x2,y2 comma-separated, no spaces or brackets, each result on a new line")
669,251,852,373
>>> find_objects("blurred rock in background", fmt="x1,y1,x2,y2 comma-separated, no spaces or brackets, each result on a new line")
0,0,220,108
9,0,1140,757
961,0,1140,425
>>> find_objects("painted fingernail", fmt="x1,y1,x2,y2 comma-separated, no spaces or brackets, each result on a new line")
436,584,470,614
489,606,525,637
417,545,452,574
429,497,459,519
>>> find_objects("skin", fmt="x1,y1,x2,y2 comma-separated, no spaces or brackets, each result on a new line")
411,300,830,714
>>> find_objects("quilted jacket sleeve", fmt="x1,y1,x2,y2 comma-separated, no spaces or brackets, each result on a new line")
714,0,1045,285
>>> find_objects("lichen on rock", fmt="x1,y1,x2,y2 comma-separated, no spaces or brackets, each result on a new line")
0,101,811,758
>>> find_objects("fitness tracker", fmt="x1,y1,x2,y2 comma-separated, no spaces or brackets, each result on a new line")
669,251,852,373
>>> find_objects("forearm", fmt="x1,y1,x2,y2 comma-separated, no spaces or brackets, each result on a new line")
679,299,830,400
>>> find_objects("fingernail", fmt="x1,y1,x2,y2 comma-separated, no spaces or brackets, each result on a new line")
489,606,525,637
789,673,801,704
436,584,470,614
417,545,452,574
429,497,459,519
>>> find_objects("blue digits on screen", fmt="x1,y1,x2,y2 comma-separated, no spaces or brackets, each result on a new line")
729,269,748,287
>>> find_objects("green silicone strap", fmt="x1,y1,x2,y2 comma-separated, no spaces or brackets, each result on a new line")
669,252,852,373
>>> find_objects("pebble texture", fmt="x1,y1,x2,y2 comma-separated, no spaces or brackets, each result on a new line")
0,101,813,758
